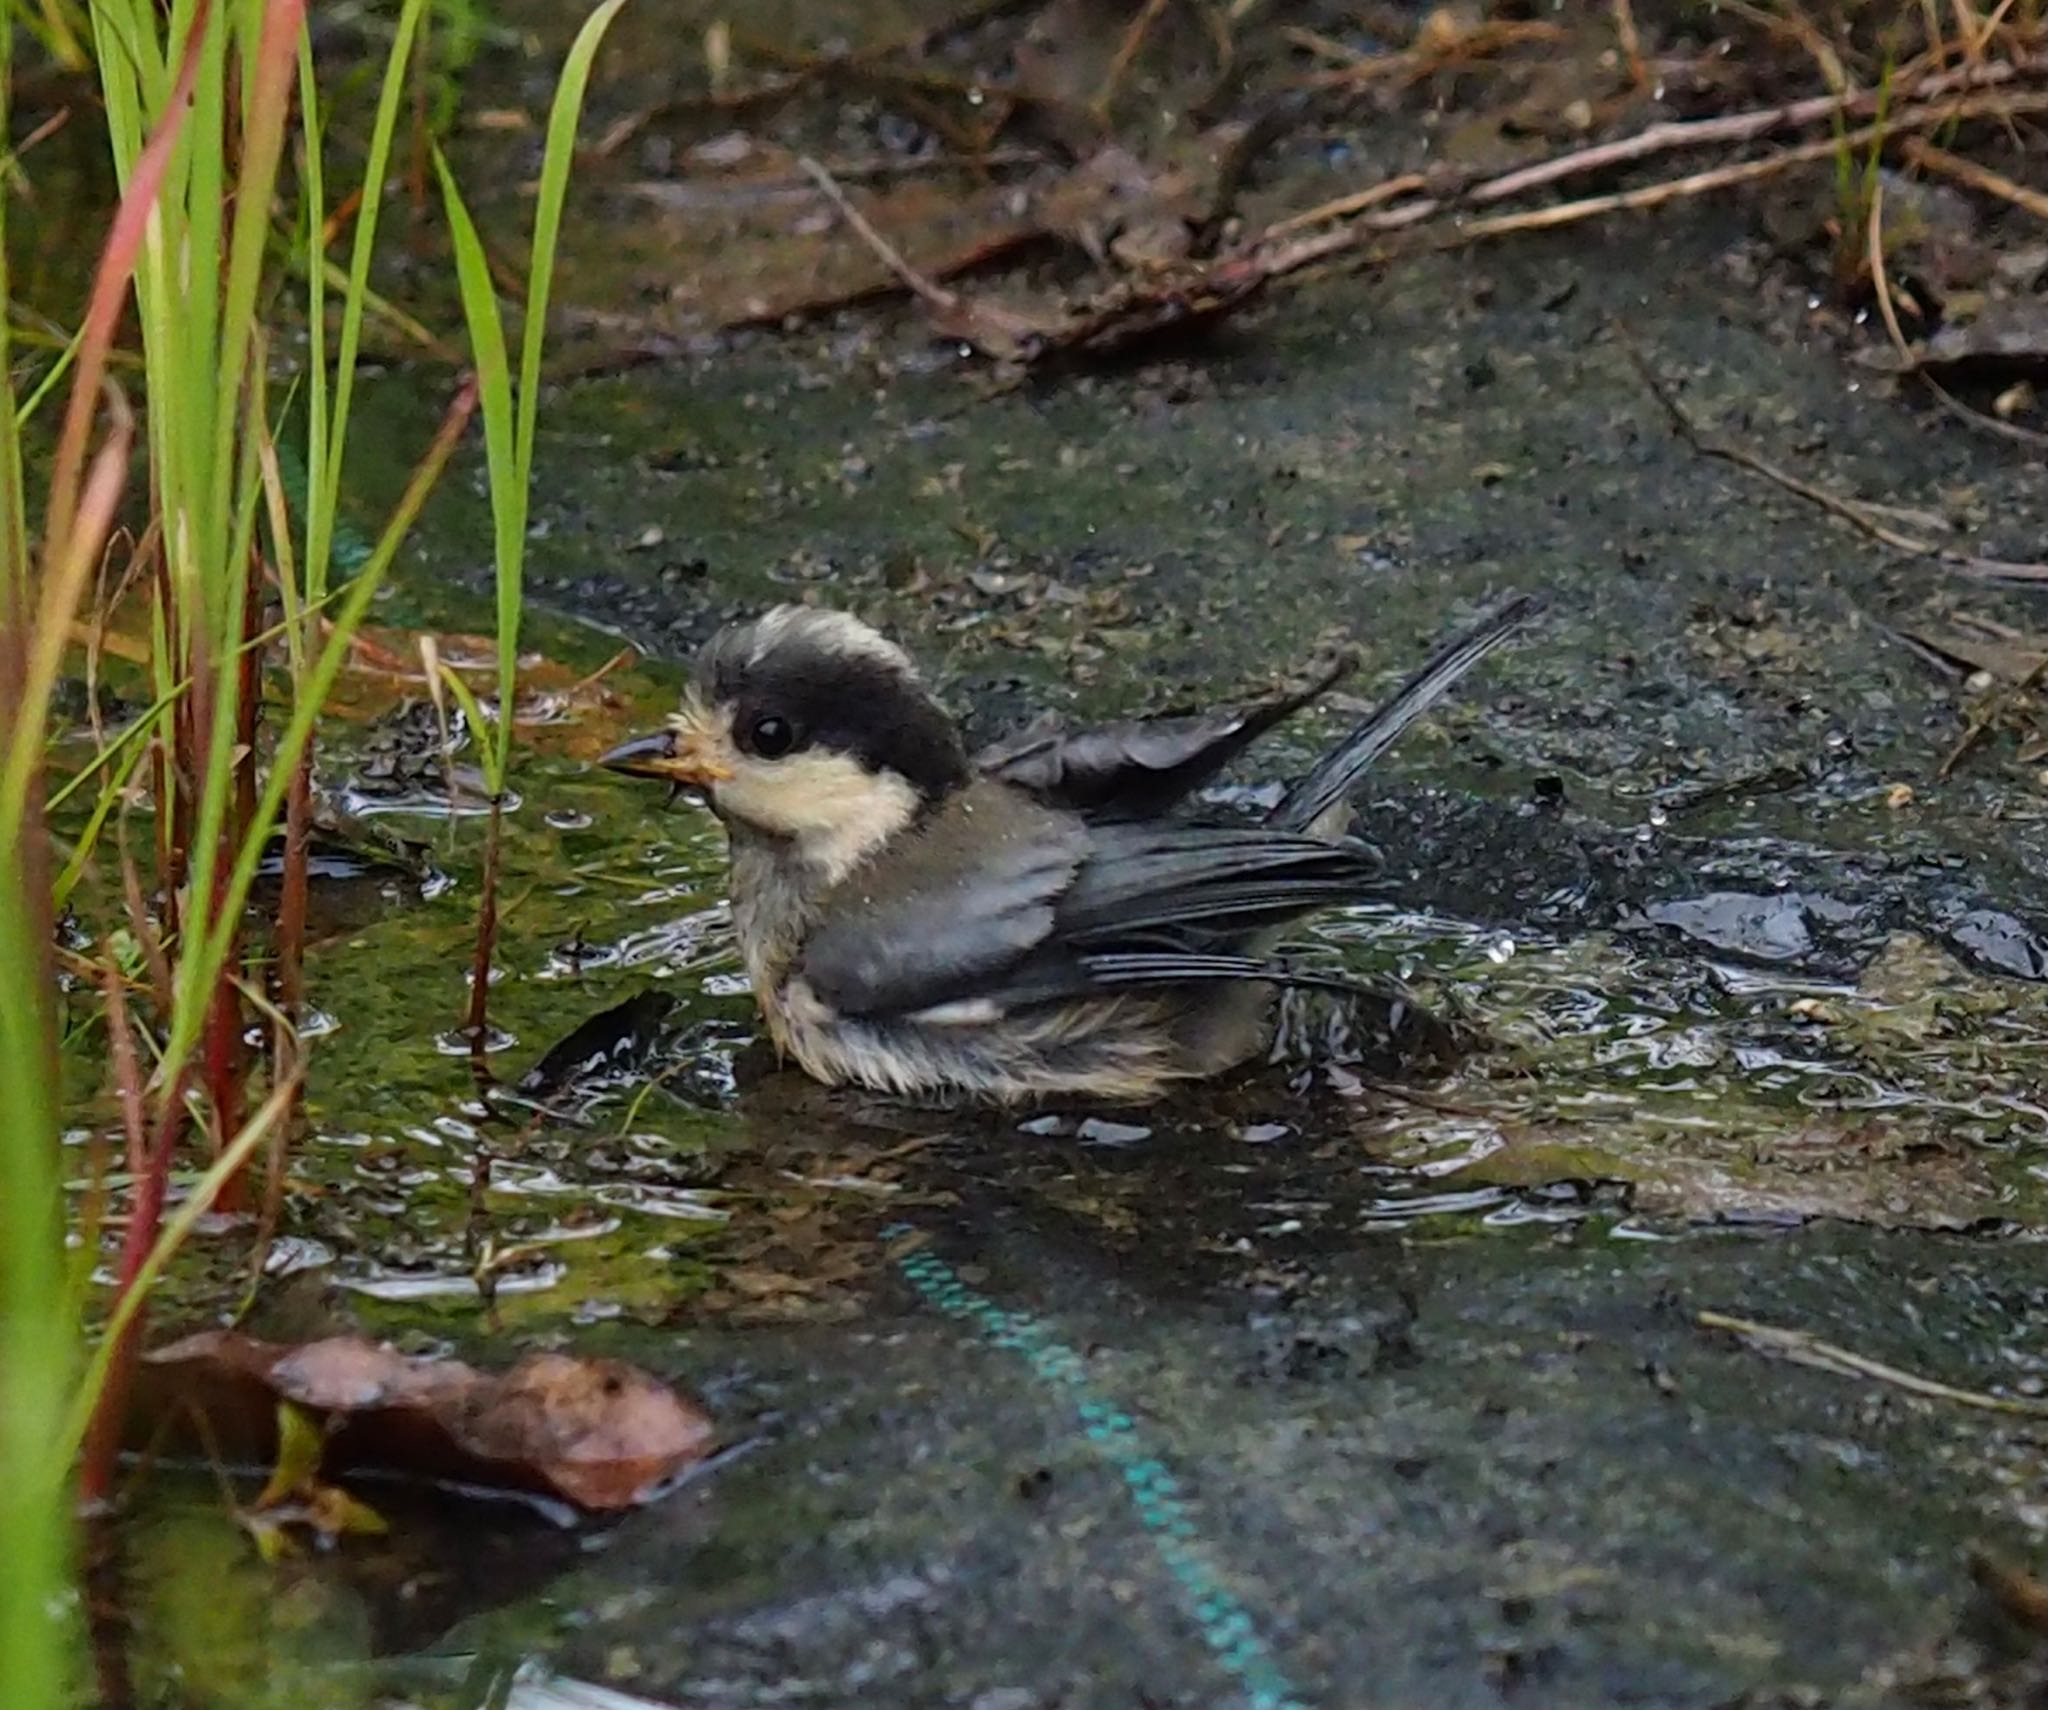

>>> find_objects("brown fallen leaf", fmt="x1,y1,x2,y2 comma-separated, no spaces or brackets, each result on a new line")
133,1331,714,1512
1900,621,2048,687
1972,1551,2048,1638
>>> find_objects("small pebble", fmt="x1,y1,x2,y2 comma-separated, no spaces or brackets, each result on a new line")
1076,1117,1151,1147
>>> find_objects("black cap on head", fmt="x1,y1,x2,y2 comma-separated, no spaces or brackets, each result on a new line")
699,608,971,803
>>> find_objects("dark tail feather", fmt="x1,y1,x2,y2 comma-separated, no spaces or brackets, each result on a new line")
1266,592,1545,834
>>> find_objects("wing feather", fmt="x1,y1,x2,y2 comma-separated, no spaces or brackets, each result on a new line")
799,787,1382,1020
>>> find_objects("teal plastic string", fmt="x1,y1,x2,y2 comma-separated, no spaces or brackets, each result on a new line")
883,1225,1310,1710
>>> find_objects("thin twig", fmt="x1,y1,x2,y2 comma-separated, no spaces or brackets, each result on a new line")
1617,324,2048,583
1700,1310,2048,1417
1261,172,1432,239
1298,19,1566,91
1920,369,2048,449
1094,0,1173,121
1867,175,1916,357
0,104,72,194
1442,129,1870,242
1612,0,1649,93
1279,23,1374,66
1249,131,1871,280
798,155,960,312
1254,59,2048,248
1902,132,2048,218
1718,0,1850,91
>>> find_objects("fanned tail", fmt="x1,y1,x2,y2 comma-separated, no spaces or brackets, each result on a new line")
1266,592,1545,835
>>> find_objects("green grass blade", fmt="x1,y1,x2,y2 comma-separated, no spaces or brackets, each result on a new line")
434,663,494,764
313,0,431,602
518,0,628,487
496,0,625,779
165,381,479,1079
295,30,329,602
46,576,356,909
51,733,154,912
170,0,306,1066
434,148,518,794
0,8,71,1696
12,321,84,428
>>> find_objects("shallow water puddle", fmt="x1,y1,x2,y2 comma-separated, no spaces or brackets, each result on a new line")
123,719,2042,1361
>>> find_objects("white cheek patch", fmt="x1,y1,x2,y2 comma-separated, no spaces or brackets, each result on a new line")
715,749,921,882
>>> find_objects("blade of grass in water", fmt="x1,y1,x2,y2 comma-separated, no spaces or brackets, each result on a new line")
435,148,518,797
55,1074,304,1481
505,0,629,777
8,0,620,1657
62,0,475,1510
305,0,432,609
437,0,628,790
434,0,626,1056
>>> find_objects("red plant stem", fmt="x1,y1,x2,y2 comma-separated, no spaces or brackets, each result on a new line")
100,964,147,1181
267,750,313,1223
82,1522,139,1710
76,1071,186,1505
201,973,244,1198
276,754,311,1026
200,535,271,1209
466,794,504,1070
408,5,432,218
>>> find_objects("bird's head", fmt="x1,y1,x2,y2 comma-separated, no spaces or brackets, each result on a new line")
601,606,969,879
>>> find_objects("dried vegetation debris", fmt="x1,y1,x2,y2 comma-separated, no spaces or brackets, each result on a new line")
502,0,2048,391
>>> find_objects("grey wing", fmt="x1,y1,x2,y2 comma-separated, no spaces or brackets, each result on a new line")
1057,823,1380,940
798,789,1092,1018
975,652,1353,821
800,793,1383,1020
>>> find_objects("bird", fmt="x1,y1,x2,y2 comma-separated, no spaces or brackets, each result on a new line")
600,594,1541,1103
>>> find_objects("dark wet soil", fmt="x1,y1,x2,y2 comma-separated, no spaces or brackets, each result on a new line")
58,13,2048,1706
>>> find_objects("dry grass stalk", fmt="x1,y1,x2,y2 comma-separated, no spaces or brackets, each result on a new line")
1701,1310,2048,1415
1901,133,2048,220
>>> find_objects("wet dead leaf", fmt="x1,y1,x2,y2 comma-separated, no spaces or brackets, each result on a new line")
1850,932,2016,1043
1900,620,2048,686
1917,298,2048,379
134,1331,714,1512
1972,1552,2048,1637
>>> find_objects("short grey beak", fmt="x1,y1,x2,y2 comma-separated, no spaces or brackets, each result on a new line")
599,731,678,780
599,726,734,788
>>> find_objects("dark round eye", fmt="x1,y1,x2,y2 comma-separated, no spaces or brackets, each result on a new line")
746,713,798,759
